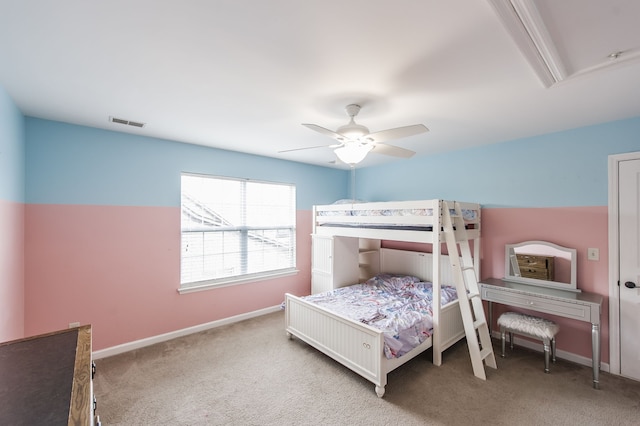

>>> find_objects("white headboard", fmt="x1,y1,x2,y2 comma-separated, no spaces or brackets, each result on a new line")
379,248,456,284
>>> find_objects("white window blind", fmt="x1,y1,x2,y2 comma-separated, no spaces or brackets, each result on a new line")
180,173,296,289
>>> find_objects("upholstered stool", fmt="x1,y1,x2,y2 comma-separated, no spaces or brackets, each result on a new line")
497,312,559,373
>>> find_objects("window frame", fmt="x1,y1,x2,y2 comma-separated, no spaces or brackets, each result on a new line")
179,173,298,294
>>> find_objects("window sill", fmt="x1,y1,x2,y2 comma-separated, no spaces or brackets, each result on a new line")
178,269,299,294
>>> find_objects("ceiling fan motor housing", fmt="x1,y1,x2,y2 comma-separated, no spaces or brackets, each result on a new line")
337,104,369,140
337,122,369,140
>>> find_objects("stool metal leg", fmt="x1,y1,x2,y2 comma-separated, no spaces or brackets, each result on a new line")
551,338,556,363
543,339,551,373
500,328,506,358
509,332,514,350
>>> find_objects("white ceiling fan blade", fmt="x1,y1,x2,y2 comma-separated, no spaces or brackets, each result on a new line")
371,143,416,158
278,144,334,153
302,123,346,141
364,124,428,143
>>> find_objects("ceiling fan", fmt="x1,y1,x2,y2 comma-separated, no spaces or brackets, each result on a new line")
281,104,429,165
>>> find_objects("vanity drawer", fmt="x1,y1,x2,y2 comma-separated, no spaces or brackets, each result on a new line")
482,287,593,322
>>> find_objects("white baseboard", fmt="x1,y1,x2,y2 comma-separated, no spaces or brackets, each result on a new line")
491,331,610,373
93,305,282,359
93,311,611,375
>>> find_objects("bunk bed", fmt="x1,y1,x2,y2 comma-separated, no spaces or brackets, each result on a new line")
284,199,482,397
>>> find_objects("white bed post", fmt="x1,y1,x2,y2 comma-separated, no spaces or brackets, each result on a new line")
474,207,481,279
432,200,443,366
474,207,482,324
312,205,318,234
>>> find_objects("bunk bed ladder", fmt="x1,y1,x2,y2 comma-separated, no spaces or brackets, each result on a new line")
442,201,497,380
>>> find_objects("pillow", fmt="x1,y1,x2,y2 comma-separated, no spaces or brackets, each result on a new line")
365,273,421,290
332,199,366,205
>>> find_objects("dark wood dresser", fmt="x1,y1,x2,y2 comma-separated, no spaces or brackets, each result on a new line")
0,325,99,425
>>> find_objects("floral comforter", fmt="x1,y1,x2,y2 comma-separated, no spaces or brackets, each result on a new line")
302,274,458,359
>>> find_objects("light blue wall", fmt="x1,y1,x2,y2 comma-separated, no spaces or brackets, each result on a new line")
357,117,640,207
23,114,640,209
26,118,348,209
0,86,25,202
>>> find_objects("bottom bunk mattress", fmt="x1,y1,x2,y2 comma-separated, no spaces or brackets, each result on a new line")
300,274,459,359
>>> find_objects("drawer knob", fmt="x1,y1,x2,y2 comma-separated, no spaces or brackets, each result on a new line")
625,281,638,289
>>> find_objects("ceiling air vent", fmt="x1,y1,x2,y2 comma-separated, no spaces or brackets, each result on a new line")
109,116,146,128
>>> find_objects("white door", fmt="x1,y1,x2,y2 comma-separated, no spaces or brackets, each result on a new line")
618,158,640,380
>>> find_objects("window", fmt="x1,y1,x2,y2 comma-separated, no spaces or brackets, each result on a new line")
180,173,296,292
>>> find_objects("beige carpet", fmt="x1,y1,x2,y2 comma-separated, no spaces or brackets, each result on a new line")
94,311,640,425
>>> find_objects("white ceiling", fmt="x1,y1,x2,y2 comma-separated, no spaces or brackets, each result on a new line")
1,0,639,169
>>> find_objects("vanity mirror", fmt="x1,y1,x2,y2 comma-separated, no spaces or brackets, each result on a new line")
505,240,578,292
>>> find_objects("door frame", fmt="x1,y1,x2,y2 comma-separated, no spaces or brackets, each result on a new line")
608,151,640,376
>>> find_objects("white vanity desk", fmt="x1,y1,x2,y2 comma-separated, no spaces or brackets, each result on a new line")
480,241,604,389
480,278,603,388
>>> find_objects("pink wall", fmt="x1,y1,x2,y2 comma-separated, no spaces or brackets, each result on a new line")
24,205,312,350
23,203,608,363
0,199,24,342
384,206,609,363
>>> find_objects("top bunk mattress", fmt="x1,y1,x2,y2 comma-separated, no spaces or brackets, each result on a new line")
314,199,479,230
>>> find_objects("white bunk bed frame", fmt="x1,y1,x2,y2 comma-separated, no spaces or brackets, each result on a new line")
284,199,481,397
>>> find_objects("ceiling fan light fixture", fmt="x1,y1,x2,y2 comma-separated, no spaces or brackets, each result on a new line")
334,142,373,165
